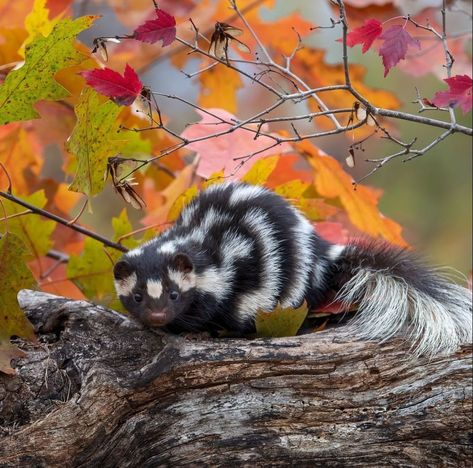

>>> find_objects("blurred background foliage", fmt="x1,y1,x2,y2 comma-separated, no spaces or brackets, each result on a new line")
71,0,472,273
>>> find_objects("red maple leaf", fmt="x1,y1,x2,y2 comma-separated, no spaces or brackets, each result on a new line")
344,19,383,53
432,74,473,114
378,25,420,77
80,64,143,106
133,8,176,46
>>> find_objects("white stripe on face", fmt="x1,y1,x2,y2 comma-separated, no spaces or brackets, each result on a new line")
168,268,196,292
115,272,137,297
147,279,163,299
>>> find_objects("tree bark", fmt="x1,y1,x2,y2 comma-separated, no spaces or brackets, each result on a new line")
0,290,471,467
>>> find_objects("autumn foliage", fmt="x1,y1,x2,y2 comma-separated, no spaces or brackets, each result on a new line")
0,0,471,373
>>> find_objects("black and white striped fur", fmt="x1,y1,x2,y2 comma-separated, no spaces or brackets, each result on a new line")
114,182,472,356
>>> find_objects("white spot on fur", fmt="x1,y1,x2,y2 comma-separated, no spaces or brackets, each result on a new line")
115,272,137,297
168,268,196,292
335,269,473,356
126,248,143,257
146,279,163,299
235,208,282,320
328,244,345,261
159,241,177,254
229,185,266,205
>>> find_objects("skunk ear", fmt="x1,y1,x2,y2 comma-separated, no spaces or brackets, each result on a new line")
172,253,193,274
114,260,134,280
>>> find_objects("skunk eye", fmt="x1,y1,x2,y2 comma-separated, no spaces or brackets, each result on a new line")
133,292,143,303
169,290,179,301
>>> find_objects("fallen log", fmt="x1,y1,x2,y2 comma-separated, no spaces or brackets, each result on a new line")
0,290,471,467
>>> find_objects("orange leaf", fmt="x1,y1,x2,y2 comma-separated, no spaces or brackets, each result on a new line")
0,123,43,193
0,0,35,28
212,0,312,57
0,27,27,66
299,140,406,247
199,64,243,114
141,161,197,226
293,48,400,131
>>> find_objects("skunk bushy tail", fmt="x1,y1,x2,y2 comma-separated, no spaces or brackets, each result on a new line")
327,240,472,356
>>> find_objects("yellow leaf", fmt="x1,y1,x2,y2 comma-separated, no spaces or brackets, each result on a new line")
168,186,199,222
241,155,279,185
20,0,61,56
198,65,243,114
256,302,308,338
273,180,310,199
202,170,225,189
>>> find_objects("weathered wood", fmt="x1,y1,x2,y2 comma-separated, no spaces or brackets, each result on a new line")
0,290,471,467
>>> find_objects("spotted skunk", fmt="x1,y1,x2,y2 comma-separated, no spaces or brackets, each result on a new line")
114,182,472,356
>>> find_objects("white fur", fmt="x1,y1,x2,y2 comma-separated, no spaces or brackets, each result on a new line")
180,202,198,227
114,272,137,297
200,207,231,232
280,212,315,308
146,279,163,299
126,248,143,257
328,244,345,261
221,231,253,260
195,265,232,301
235,208,282,320
335,268,473,356
158,240,177,254
229,184,266,205
168,268,196,292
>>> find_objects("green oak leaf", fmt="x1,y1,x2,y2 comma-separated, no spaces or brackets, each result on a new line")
0,233,36,374
2,191,56,260
255,302,308,338
0,15,96,125
67,88,124,196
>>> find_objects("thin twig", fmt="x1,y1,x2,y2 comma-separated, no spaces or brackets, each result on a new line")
0,191,128,253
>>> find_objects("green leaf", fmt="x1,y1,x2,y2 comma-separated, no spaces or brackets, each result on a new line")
112,209,141,251
0,233,36,374
2,191,56,260
67,210,149,304
67,237,120,302
67,88,123,196
120,130,152,156
0,15,96,124
255,302,308,338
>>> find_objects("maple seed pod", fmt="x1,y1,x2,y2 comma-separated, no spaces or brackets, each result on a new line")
346,154,355,168
367,114,376,127
355,106,367,122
